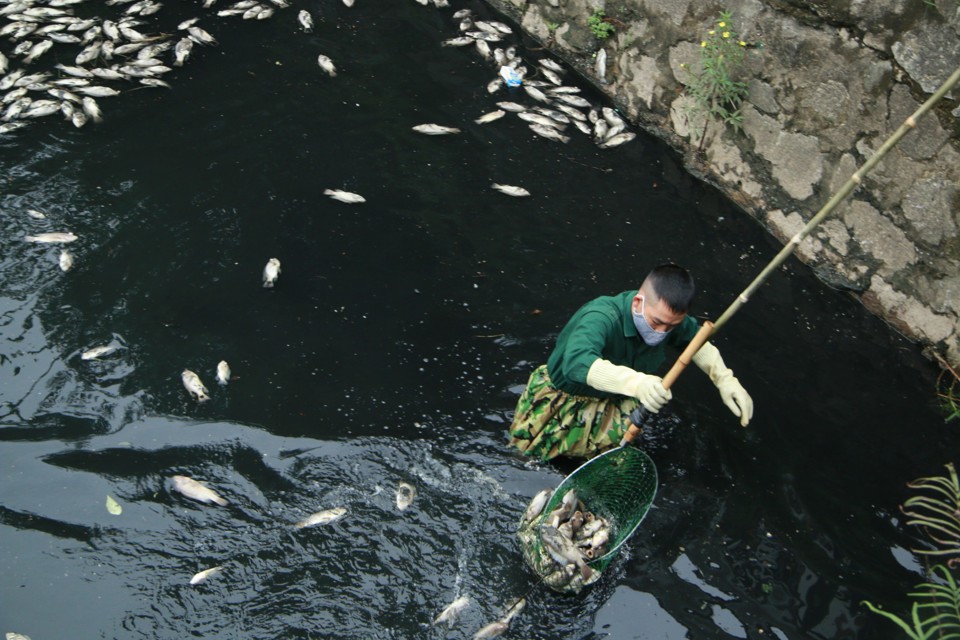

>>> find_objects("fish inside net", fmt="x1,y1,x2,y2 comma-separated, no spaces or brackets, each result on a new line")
516,446,658,594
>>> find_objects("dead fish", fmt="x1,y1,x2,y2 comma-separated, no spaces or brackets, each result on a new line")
190,566,224,585
23,39,53,64
316,54,336,77
412,123,460,135
473,621,508,639
262,257,281,287
0,122,30,134
25,208,46,219
529,123,570,143
297,9,313,32
172,475,228,505
517,111,565,129
323,188,365,204
24,232,77,243
188,25,217,45
173,37,193,66
59,250,74,272
474,109,505,124
81,344,118,360
181,369,210,402
216,360,230,385
475,39,491,60
554,93,592,108
541,68,564,86
491,183,530,197
554,103,588,121
294,506,346,528
538,58,564,73
442,36,474,47
6,633,32,640
396,481,416,511
522,488,553,524
79,96,102,122
485,77,502,94
598,131,636,149
541,524,592,580
602,107,626,128
433,595,470,625
495,101,526,112
522,85,551,103
595,48,607,84
75,86,121,98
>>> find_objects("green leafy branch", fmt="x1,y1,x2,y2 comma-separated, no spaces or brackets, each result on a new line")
864,464,960,637
680,11,751,148
588,10,615,40
863,565,960,640
934,352,960,423
901,463,960,566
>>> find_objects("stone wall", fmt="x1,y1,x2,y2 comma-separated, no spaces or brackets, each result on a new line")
487,0,960,367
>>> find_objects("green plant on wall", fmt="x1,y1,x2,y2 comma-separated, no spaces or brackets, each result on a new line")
681,10,750,147
936,356,960,423
588,10,615,40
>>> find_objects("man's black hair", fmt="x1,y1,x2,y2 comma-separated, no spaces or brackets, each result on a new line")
645,264,695,313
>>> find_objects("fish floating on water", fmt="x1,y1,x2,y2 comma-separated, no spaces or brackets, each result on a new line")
190,565,224,585
216,360,231,385
412,123,461,135
294,506,346,528
81,344,119,360
474,109,505,124
433,595,470,626
181,369,210,402
316,54,337,77
172,475,228,506
491,183,530,197
24,232,77,243
395,481,416,511
262,257,281,287
297,10,313,32
323,188,365,204
59,250,74,272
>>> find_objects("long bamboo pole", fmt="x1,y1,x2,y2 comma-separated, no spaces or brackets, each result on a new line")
619,64,960,446
709,64,960,336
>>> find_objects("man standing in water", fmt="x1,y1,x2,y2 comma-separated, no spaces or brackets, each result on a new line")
508,264,753,461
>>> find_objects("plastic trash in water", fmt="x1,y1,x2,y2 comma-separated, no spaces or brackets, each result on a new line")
499,65,522,87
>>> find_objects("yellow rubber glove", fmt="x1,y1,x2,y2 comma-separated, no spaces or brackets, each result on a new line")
586,359,671,412
692,342,753,426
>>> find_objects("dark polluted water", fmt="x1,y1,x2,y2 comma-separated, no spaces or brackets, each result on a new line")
0,1,955,639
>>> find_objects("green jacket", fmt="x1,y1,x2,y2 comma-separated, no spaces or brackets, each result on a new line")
546,290,699,397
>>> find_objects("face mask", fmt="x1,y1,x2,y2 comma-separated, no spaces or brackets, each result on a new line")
632,294,672,346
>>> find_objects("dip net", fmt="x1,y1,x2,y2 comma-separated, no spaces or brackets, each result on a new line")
517,446,658,593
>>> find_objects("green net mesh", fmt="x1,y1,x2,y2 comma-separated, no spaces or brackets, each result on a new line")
517,446,658,593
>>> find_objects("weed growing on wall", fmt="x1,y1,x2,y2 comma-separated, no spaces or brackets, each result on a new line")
681,11,751,148
588,10,615,40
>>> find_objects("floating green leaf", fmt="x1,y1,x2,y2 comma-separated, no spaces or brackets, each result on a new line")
105,494,123,515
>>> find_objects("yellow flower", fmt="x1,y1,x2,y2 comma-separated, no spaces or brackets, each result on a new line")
701,41,707,47
718,21,726,27
722,31,730,38
739,40,747,46
708,30,715,35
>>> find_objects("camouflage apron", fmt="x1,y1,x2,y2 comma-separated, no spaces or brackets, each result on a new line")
508,365,640,461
